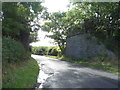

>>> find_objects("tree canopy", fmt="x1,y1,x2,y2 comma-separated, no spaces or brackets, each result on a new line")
2,2,44,50
42,2,120,55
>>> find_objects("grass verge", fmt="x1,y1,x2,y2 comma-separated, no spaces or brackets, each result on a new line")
2,58,39,88
46,55,119,74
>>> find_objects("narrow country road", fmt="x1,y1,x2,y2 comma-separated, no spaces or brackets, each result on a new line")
32,55,119,88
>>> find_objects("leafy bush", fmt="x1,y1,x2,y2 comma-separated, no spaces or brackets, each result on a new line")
32,46,62,56
32,46,49,55
48,47,58,56
48,47,61,56
2,37,28,63
97,51,108,62
31,47,38,54
37,48,48,55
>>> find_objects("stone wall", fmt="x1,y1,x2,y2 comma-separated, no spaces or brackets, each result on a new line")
65,33,115,58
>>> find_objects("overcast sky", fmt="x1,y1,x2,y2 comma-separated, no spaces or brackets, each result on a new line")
30,0,69,47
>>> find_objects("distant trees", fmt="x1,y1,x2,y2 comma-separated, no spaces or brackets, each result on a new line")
42,2,120,55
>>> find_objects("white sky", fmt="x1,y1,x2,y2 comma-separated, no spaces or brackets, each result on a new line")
30,30,57,46
30,0,69,47
42,0,69,13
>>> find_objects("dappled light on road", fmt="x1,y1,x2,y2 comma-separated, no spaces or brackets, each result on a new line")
32,55,118,88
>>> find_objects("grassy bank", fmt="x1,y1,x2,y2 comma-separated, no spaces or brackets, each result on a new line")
2,58,39,88
46,55,119,74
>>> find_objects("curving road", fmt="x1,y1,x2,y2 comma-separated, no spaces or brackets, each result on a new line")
32,55,119,88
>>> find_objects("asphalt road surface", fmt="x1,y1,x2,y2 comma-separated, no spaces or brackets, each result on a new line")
32,55,119,88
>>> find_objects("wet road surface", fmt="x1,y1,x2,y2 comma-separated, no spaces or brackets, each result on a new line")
32,55,119,88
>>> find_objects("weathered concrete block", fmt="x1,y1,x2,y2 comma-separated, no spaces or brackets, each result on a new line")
65,33,115,58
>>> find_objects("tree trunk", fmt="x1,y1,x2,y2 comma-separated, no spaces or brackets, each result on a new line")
19,30,30,51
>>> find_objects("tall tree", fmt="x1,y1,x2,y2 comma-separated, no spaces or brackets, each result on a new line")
2,2,44,50
42,12,67,53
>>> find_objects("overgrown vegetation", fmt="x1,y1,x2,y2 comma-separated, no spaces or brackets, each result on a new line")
2,37,29,63
2,2,44,51
2,58,39,88
32,46,49,55
2,2,44,88
2,1,119,88
31,46,61,56
40,2,119,74
2,2,44,62
48,47,61,56
42,2,120,56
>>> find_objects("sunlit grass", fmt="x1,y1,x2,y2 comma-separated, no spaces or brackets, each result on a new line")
2,58,39,88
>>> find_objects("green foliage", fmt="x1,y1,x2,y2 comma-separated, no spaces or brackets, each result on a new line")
98,51,108,57
2,2,44,50
38,48,48,55
48,47,61,56
42,12,67,53
32,46,49,55
29,32,38,43
2,3,29,37
32,46,61,56
2,37,29,63
2,58,39,88
42,2,120,56
97,51,108,62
